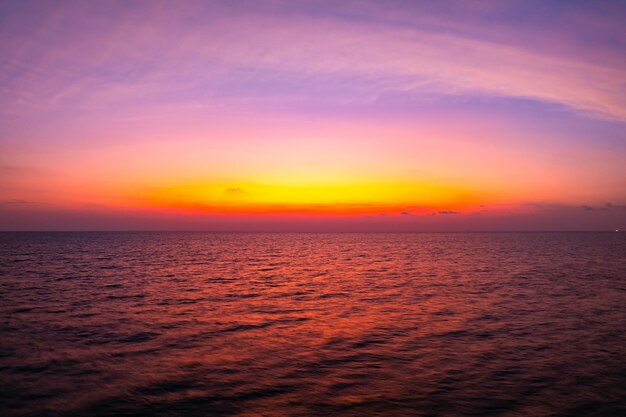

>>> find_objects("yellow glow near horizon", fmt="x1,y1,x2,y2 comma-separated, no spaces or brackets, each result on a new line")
142,180,481,215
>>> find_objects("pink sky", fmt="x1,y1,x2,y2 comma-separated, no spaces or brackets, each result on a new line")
1,0,625,230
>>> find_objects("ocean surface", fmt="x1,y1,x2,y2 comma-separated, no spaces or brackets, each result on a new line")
0,232,625,417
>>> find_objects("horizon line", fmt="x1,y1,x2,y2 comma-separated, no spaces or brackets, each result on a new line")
0,230,621,234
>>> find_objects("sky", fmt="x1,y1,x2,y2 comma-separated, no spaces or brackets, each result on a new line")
1,0,625,231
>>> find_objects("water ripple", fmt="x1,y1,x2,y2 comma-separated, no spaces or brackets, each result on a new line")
0,232,625,417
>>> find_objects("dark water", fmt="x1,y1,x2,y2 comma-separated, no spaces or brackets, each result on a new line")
1,232,625,417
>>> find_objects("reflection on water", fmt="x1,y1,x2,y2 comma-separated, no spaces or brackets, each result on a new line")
1,232,625,416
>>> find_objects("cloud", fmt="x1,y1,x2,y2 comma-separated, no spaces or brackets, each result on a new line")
223,187,248,196
0,199,38,205
1,1,625,120
600,202,626,211
438,210,458,215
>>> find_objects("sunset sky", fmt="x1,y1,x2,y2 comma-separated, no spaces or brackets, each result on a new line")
1,0,625,231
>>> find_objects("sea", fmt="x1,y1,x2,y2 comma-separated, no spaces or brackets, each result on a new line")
1,232,625,417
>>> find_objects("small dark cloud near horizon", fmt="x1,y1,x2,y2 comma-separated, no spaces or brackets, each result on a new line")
400,211,412,216
438,210,458,215
223,188,248,196
525,202,626,212
0,165,28,174
600,202,626,211
1,199,38,205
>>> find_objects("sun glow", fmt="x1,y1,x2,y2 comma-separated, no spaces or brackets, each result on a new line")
1,1,624,231
143,181,480,215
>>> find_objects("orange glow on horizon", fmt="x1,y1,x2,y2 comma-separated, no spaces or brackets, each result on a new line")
138,181,485,216
1,1,624,231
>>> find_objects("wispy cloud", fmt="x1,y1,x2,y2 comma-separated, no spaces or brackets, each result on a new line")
1,1,625,120
223,187,249,196
0,199,38,205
